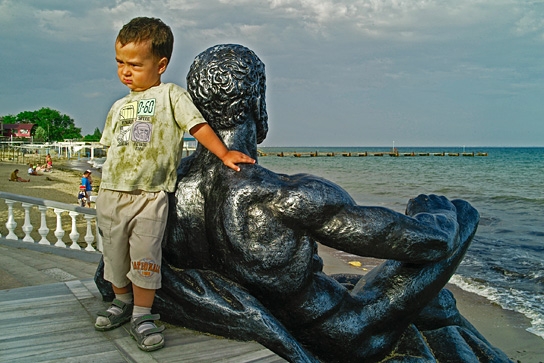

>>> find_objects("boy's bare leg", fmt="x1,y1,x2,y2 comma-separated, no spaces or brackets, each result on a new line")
112,284,134,304
113,284,132,295
132,285,155,307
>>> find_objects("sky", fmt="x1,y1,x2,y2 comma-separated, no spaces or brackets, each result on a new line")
1,0,543,147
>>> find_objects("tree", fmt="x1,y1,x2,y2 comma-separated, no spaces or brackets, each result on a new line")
83,127,102,142
2,107,82,141
2,115,17,123
33,126,47,141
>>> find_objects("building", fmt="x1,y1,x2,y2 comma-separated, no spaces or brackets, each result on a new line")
0,123,34,139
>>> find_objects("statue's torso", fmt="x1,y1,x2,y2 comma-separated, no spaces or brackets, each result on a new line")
167,163,319,300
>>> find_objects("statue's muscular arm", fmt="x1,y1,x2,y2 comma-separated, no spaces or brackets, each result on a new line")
268,174,460,264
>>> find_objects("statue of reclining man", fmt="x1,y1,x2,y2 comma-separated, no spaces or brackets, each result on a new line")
96,44,512,363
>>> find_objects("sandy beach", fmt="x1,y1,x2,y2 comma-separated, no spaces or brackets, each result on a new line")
0,159,101,245
1,159,543,362
0,159,99,205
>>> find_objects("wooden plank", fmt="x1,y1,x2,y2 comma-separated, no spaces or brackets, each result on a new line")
38,351,128,363
221,348,286,363
1,335,117,361
153,338,272,362
0,279,287,363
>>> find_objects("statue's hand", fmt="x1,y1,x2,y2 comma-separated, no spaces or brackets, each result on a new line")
405,194,460,260
405,194,456,217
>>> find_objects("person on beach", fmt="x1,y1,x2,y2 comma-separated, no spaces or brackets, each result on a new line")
77,185,88,207
10,169,29,182
94,17,255,352
27,164,42,176
81,170,92,207
45,154,53,171
35,164,47,172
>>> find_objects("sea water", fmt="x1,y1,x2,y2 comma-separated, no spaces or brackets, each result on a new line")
258,146,544,340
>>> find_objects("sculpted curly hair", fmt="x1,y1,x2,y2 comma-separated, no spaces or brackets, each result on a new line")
186,44,268,144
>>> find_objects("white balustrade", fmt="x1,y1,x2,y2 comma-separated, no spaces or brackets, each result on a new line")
22,203,34,242
69,211,80,250
0,191,101,253
38,205,50,245
53,208,67,248
84,214,97,252
4,199,18,239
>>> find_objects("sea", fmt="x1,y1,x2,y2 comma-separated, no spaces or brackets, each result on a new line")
84,146,544,340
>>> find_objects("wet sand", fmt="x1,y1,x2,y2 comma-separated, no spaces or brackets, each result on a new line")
1,160,543,362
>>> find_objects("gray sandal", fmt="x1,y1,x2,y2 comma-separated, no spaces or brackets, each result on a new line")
130,314,165,352
94,299,133,331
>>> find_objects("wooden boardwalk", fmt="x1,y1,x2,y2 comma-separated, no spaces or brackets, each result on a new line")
0,239,285,363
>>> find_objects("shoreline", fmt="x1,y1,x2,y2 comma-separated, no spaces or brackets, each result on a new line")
1,160,543,362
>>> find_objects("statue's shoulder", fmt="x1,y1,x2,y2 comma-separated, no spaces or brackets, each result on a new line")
235,166,354,205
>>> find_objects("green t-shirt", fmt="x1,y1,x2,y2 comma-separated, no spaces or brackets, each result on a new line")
100,83,206,192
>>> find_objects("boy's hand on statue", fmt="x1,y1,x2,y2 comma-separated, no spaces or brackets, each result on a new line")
221,150,255,171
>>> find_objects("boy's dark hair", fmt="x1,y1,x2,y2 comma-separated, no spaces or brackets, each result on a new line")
117,17,174,61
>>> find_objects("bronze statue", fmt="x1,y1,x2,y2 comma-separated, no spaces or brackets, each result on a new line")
96,44,512,362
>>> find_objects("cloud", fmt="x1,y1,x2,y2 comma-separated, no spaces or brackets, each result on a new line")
0,0,543,145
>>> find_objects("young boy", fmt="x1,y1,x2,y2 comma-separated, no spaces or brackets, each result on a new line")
94,17,254,352
77,185,87,207
81,170,92,207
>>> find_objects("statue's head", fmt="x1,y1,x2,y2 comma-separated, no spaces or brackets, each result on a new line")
187,44,268,144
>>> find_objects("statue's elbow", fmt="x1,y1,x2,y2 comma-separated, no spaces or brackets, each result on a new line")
406,234,455,263
424,236,457,262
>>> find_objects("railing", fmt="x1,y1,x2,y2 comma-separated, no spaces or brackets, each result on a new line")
0,191,102,252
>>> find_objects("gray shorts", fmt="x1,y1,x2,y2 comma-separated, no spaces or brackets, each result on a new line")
96,189,168,290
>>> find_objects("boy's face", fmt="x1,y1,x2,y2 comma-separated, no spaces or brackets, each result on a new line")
115,40,168,92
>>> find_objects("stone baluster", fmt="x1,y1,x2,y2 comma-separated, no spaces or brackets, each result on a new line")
38,206,50,245
53,208,66,248
1,194,100,250
69,211,81,250
21,203,35,243
84,214,97,251
4,199,18,240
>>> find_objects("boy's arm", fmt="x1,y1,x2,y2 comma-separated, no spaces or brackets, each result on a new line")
190,123,255,171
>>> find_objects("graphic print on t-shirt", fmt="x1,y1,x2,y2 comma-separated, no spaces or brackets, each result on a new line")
115,99,156,150
132,122,152,142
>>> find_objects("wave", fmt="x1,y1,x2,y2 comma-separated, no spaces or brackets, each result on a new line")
88,157,105,169
450,275,544,340
490,195,544,206
528,230,544,237
477,216,501,227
